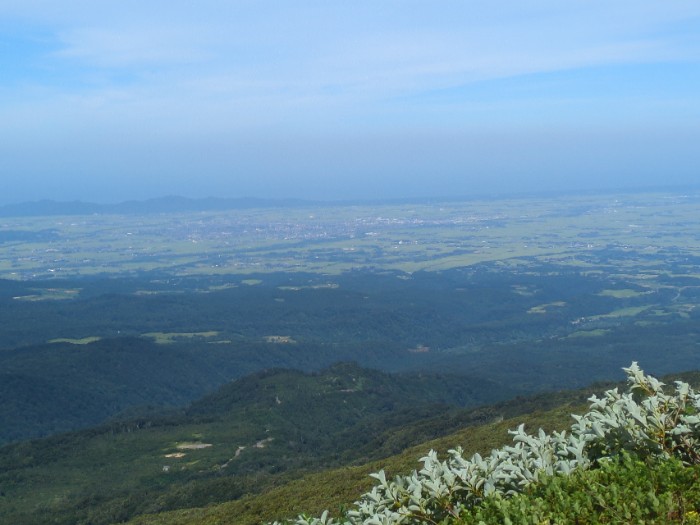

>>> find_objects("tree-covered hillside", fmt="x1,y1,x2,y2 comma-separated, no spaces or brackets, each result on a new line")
0,363,525,525
4,264,700,444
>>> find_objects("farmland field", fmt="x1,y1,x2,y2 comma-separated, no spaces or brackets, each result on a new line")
2,191,700,282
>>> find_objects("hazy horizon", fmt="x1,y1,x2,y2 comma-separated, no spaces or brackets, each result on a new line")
2,2,699,205
4,182,700,210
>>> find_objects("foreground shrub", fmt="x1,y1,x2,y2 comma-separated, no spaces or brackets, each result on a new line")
272,363,700,525
467,454,700,524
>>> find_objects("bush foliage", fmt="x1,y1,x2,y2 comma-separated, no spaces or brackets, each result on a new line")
274,363,700,524
465,454,700,524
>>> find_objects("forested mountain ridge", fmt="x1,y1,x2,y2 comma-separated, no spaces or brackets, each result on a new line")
4,264,700,445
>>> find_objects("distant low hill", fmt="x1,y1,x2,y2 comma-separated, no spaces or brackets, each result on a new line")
0,194,496,217
0,196,318,217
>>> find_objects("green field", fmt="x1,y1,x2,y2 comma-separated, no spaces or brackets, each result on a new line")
142,331,222,344
47,336,102,345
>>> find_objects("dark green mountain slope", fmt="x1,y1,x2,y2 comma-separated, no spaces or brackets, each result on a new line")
0,363,515,525
126,407,579,525
127,370,700,525
0,336,409,445
0,337,235,444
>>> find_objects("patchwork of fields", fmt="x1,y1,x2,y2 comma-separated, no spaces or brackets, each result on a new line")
2,192,700,282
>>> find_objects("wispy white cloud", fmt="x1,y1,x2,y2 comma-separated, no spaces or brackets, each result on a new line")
7,2,699,89
53,26,210,67
1,1,699,202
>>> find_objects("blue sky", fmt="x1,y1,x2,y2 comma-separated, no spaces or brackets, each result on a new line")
1,1,699,204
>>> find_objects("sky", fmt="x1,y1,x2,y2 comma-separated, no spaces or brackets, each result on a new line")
1,1,699,204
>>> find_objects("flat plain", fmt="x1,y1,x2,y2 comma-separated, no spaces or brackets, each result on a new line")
2,191,700,279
